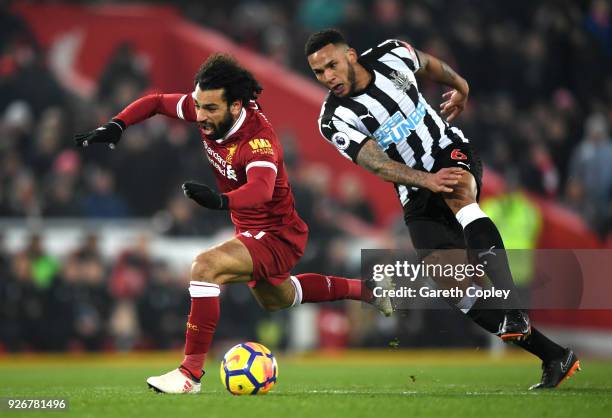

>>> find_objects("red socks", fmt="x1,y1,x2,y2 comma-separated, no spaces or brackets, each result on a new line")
293,273,366,303
180,275,366,377
181,281,220,379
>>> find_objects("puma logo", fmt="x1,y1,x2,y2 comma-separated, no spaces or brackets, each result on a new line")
359,111,375,121
321,121,334,130
478,246,496,259
457,161,471,170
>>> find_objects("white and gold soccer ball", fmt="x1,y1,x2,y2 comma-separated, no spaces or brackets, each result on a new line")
220,342,278,395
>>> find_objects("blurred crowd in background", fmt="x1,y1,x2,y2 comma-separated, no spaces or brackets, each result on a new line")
1,0,612,352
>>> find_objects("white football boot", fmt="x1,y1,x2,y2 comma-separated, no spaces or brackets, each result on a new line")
370,274,394,317
147,368,201,394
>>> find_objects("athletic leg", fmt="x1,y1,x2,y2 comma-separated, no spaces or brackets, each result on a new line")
408,217,567,372
250,274,391,316
240,225,391,315
147,237,253,394
442,171,531,340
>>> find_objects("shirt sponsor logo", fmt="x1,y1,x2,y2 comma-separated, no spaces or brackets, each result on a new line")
203,142,238,181
249,138,274,156
249,138,272,150
373,99,426,150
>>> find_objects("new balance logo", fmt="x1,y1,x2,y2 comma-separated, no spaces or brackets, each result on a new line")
478,246,496,259
241,231,266,240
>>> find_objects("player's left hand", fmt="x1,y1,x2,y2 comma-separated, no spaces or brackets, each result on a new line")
182,181,229,210
440,89,468,123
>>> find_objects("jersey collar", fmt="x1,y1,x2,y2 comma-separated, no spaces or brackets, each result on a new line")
216,107,247,143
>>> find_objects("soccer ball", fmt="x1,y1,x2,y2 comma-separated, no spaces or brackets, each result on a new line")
220,342,278,395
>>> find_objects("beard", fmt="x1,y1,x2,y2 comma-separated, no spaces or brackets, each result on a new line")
203,108,235,140
346,62,357,96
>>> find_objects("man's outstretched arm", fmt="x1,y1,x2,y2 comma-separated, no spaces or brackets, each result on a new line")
414,50,469,123
115,93,196,127
355,139,464,193
74,93,195,147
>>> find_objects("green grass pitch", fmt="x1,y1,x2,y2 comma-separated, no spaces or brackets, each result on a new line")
1,350,611,418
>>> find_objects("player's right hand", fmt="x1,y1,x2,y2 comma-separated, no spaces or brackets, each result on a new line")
74,119,125,148
440,88,468,123
182,181,229,210
425,167,465,193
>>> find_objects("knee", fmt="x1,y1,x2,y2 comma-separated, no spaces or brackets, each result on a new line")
445,187,477,214
191,252,222,284
444,174,478,213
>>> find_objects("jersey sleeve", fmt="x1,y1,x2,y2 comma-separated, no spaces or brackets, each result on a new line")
391,39,421,73
114,93,197,126
319,114,369,163
225,167,276,209
238,130,280,177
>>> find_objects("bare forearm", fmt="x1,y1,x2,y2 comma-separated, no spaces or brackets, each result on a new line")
416,51,469,94
356,140,428,187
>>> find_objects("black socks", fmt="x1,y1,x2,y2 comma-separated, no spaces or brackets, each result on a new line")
463,217,521,308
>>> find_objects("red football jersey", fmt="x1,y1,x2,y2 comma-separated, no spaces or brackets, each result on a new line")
116,93,305,232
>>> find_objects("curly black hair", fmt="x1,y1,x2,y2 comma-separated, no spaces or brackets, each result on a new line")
194,53,262,105
304,29,347,56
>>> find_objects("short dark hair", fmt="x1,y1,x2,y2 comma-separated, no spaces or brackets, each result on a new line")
194,53,262,105
304,29,347,56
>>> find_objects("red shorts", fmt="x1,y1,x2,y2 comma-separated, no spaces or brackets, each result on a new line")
236,218,309,287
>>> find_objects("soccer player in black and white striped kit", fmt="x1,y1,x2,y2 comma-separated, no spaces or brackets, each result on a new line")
305,29,579,389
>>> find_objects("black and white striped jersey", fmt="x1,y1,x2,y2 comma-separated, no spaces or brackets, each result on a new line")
317,39,469,206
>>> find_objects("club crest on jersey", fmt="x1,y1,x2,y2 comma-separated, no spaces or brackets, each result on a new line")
226,144,238,164
390,71,414,93
373,98,427,151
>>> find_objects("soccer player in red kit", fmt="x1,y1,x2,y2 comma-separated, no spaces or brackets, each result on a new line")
74,54,393,394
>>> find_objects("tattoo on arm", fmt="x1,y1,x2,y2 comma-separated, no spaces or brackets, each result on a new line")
416,49,429,69
415,49,466,92
356,140,428,187
441,62,457,81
